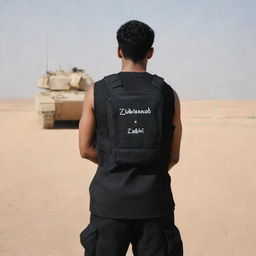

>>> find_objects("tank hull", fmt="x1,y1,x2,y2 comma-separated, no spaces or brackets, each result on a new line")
34,90,87,128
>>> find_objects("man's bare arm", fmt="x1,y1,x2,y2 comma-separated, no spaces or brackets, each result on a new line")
78,85,99,164
168,89,182,171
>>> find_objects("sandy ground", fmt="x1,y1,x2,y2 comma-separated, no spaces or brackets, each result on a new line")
0,98,255,256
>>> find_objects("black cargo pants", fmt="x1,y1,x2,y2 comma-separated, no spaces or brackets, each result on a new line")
79,211,183,256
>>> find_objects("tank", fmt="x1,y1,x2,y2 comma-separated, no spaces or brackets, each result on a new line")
34,67,94,128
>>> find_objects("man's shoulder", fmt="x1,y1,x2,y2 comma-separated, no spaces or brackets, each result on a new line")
155,75,174,94
151,73,173,88
154,75,176,104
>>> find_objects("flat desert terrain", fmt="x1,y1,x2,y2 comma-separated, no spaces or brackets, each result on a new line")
0,98,255,256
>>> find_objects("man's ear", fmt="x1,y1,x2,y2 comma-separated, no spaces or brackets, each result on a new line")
147,47,154,59
117,47,123,58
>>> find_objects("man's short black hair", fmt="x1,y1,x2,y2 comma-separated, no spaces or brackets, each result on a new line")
116,20,155,63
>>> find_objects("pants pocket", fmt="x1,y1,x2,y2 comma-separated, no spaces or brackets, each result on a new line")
164,225,183,256
80,222,98,256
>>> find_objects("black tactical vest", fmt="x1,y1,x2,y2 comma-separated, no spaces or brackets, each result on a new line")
90,71,176,219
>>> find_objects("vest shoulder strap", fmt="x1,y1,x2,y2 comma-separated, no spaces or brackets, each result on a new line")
103,73,165,96
104,74,122,96
152,74,165,89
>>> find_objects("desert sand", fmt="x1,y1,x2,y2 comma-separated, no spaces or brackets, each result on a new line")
0,98,255,256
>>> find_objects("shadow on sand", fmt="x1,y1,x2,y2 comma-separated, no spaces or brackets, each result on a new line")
52,120,80,129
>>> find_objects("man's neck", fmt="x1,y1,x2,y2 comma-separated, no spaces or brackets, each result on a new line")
121,58,147,72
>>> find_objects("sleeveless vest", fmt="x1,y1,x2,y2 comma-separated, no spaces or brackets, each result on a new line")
90,72,176,219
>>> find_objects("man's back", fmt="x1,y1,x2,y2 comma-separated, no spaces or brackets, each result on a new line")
90,71,176,219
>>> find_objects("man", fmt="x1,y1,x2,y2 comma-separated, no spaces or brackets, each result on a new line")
79,20,183,256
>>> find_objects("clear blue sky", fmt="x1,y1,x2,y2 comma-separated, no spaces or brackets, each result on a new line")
0,0,255,99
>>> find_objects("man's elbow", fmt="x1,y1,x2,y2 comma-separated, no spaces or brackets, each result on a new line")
80,150,89,159
172,158,179,164
170,156,180,165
